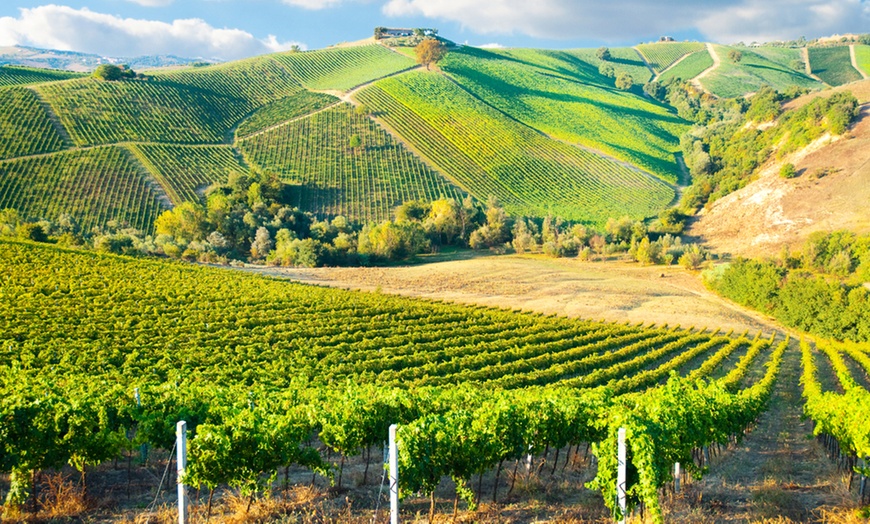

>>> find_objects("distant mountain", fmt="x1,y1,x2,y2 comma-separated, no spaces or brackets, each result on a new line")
0,45,216,72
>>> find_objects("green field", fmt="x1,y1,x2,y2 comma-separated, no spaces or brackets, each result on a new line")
238,103,464,223
658,50,714,83
0,65,84,87
0,87,69,160
636,42,705,72
856,45,870,76
273,44,415,91
440,47,687,183
126,144,248,205
0,147,165,232
563,47,653,84
702,45,823,98
747,46,804,70
356,72,674,225
235,91,338,138
809,46,863,86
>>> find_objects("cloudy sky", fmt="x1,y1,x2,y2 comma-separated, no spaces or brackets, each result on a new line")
1,0,868,61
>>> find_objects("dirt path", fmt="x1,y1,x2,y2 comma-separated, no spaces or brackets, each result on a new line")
633,47,657,77
692,43,720,92
654,52,692,82
666,341,854,523
850,44,869,80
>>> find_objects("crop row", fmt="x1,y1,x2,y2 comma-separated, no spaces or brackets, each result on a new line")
0,87,68,160
702,45,822,98
441,48,687,183
658,50,714,83
126,144,247,204
36,78,251,146
0,65,83,87
272,44,415,91
636,42,706,73
0,147,165,232
235,91,339,139
809,46,864,86
238,103,464,223
357,72,673,225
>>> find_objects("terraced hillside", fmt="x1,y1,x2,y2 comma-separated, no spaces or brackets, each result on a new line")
658,50,714,83
238,103,464,223
636,42,705,72
356,72,674,225
809,46,863,86
856,45,870,76
438,47,685,183
0,87,69,160
701,45,823,98
2,39,859,234
0,64,83,87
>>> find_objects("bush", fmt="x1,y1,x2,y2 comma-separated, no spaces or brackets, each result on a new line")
615,73,634,90
779,163,797,179
16,223,48,243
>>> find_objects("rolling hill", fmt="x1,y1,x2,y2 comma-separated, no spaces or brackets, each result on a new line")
689,80,870,256
0,38,865,233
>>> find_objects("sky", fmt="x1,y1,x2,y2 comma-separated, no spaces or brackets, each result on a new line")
0,0,868,61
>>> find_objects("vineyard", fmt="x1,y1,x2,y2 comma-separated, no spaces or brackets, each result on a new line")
238,103,465,223
35,77,253,146
636,42,705,73
234,91,338,138
701,45,823,98
0,65,83,87
272,44,415,91
657,50,714,84
0,87,69,160
809,46,864,86
0,147,165,232
566,47,654,84
356,72,674,225
0,240,795,521
440,47,686,183
126,144,248,205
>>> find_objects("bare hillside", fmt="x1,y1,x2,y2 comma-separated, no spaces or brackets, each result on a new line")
690,102,870,258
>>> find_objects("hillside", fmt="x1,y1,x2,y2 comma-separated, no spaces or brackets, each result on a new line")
0,38,866,233
690,84,870,257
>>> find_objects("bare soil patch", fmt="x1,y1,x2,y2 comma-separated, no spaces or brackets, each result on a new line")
247,255,780,335
690,104,870,258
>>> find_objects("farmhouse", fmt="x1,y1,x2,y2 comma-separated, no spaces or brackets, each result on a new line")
383,28,414,38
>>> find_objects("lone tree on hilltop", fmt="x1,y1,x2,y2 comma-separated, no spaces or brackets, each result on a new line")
596,47,611,61
415,38,446,70
93,64,137,81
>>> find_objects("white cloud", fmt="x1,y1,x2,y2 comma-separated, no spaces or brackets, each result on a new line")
476,43,505,49
380,0,870,43
281,0,346,9
0,5,304,60
697,0,870,43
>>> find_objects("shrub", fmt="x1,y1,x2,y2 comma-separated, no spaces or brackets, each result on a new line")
779,163,797,179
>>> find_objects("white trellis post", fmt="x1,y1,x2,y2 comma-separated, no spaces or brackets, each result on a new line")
177,421,188,524
389,424,399,524
617,428,627,524
674,462,681,493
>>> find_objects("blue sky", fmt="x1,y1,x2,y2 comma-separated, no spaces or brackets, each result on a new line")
1,1,868,61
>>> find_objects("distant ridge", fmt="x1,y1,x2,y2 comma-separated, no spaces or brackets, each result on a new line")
0,45,214,73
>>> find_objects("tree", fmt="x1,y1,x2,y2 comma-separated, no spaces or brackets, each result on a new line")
354,104,369,116
615,73,634,90
728,50,743,63
597,47,611,61
349,134,362,152
415,38,446,70
598,63,616,78
643,81,667,101
93,64,124,81
374,27,386,40
250,227,273,261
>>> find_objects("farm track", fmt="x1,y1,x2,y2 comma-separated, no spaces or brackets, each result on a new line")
667,340,850,522
692,43,721,93
850,45,869,80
